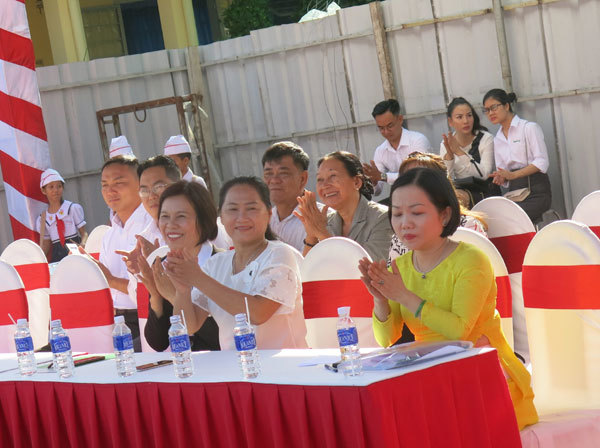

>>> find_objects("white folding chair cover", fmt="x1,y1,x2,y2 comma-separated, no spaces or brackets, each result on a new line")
1,239,50,349
472,197,536,236
301,237,377,349
0,261,28,352
50,255,114,353
85,225,111,259
522,220,600,412
450,228,514,347
473,197,535,362
572,190,600,228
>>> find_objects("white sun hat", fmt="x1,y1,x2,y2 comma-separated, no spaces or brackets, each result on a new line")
163,135,191,155
109,135,134,158
40,168,65,188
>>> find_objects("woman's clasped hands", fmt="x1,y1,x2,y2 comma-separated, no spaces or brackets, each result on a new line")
293,190,329,241
358,257,408,304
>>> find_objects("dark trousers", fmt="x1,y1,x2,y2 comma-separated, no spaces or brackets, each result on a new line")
115,309,141,352
509,171,552,224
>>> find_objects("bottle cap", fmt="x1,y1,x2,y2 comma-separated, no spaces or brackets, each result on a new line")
234,313,247,323
50,319,62,328
17,318,28,326
169,315,181,324
114,315,125,324
337,306,350,317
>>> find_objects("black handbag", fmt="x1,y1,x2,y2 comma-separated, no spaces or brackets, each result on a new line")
453,132,501,207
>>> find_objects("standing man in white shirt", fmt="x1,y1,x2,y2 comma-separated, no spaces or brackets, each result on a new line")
163,135,208,188
98,155,153,351
363,99,431,196
262,141,311,252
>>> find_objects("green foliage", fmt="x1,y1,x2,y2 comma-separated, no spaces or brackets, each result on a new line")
223,0,274,38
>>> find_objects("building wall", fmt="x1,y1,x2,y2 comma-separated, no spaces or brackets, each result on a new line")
2,0,599,250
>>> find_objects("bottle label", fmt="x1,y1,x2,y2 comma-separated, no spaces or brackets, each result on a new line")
50,336,71,353
169,334,191,353
337,327,358,347
113,334,134,351
15,336,34,353
235,333,256,351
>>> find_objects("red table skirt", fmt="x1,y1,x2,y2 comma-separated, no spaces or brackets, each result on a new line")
0,351,521,448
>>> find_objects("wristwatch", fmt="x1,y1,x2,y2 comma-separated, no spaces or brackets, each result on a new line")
380,172,388,182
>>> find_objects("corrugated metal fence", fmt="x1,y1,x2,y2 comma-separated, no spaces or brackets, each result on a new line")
1,0,599,250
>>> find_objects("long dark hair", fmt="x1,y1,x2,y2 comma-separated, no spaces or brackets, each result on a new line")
447,97,487,134
483,89,517,113
158,181,219,245
389,168,461,238
218,176,277,241
317,151,374,200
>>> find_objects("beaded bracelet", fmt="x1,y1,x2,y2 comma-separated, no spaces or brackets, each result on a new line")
415,300,426,318
303,238,317,247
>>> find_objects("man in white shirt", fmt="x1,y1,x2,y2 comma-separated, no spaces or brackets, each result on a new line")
98,155,153,351
363,99,431,196
262,141,311,252
163,135,208,188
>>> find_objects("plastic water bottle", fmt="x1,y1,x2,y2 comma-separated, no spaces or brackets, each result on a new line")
112,315,136,377
233,313,260,379
168,315,193,378
49,319,74,379
337,306,362,377
14,319,36,376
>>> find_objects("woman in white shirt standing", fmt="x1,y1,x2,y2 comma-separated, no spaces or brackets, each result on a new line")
483,89,552,223
440,97,496,208
162,176,307,350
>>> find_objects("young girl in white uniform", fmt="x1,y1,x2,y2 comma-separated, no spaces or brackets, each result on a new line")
36,169,88,262
483,89,552,223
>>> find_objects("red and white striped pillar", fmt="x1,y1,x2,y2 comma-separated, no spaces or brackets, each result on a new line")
0,0,51,241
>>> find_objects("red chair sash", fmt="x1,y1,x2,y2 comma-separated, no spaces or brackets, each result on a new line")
136,283,149,319
302,279,373,319
495,275,512,318
14,263,50,290
522,265,600,309
0,288,29,324
50,289,114,328
590,226,600,240
490,232,535,274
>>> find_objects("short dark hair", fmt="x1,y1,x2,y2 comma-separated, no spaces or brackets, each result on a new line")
318,151,374,200
389,167,460,238
170,153,191,162
218,176,277,241
138,155,182,182
482,89,517,113
372,99,401,118
447,97,488,134
262,141,310,171
102,155,139,175
157,181,219,245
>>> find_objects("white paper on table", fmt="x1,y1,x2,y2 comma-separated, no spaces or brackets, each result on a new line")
418,345,467,361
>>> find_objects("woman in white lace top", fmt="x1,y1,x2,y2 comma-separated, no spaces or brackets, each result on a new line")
162,176,307,350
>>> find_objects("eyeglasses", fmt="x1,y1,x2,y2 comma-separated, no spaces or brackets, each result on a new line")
482,103,503,114
376,118,401,133
139,183,169,198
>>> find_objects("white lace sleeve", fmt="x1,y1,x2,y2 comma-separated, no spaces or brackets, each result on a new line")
250,263,300,315
191,287,210,312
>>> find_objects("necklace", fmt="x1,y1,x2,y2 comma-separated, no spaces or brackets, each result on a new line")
413,239,450,279
233,240,267,275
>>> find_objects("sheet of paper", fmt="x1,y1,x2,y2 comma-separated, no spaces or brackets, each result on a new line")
418,345,467,361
